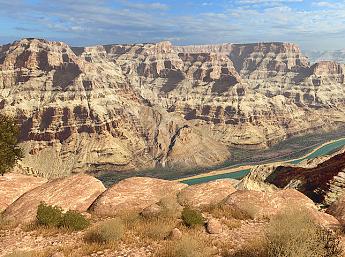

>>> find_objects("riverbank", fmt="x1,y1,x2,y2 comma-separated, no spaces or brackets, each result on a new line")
177,137,345,185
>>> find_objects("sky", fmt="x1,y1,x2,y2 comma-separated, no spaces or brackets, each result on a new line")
1,0,345,51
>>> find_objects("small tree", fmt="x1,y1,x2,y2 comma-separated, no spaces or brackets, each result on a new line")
0,114,23,175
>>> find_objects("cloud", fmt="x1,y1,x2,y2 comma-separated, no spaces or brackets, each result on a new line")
1,0,345,51
313,1,339,8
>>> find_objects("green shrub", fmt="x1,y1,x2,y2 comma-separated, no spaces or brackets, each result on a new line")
0,114,24,176
60,210,90,231
181,208,204,228
84,218,125,244
36,202,63,227
36,202,89,231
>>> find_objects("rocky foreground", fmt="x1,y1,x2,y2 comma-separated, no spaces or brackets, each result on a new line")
1,38,345,177
2,150,345,257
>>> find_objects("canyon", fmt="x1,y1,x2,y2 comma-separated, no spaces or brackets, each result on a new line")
1,38,345,178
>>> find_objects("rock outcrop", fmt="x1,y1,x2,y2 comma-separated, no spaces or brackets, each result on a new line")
327,191,345,224
240,149,345,205
177,179,236,208
3,174,105,223
225,189,317,219
89,177,187,216
0,173,47,212
1,38,345,177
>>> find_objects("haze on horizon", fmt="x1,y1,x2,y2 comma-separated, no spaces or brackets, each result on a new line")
1,0,345,51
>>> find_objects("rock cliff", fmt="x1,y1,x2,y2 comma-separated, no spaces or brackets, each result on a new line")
239,148,345,206
1,38,345,177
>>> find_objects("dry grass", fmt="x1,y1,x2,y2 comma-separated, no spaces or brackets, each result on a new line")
203,204,252,220
158,196,183,218
155,231,215,257
0,213,18,230
84,218,125,244
222,208,343,257
129,216,178,241
222,219,242,230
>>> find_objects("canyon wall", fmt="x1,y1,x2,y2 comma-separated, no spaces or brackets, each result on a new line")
1,38,345,177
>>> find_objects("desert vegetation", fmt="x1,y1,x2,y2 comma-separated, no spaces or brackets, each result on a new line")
3,200,343,257
0,114,23,176
223,209,343,257
35,202,89,231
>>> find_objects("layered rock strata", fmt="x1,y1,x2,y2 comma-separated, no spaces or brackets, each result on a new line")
1,38,345,176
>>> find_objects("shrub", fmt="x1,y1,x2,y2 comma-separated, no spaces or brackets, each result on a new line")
223,208,343,257
60,210,90,231
36,202,89,231
36,202,63,227
159,196,183,218
0,114,24,176
156,235,213,257
84,218,125,244
181,208,204,228
134,216,177,240
203,204,252,220
266,209,342,257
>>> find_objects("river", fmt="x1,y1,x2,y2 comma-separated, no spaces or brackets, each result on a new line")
180,137,345,185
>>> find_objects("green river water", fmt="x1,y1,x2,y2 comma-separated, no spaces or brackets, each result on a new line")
181,138,345,185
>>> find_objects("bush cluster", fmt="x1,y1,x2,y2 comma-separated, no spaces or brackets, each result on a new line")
181,207,204,228
224,209,343,257
84,218,125,244
36,202,89,231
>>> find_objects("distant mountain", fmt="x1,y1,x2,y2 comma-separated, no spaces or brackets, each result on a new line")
306,49,345,64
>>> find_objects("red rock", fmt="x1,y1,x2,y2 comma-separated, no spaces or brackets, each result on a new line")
224,189,316,219
326,192,345,225
0,173,47,212
178,179,236,208
3,174,105,223
89,177,187,216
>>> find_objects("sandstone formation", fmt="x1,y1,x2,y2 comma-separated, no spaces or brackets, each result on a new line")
225,189,317,219
0,172,47,212
1,38,345,177
3,174,105,223
327,191,345,224
240,148,345,205
177,179,236,208
89,177,187,216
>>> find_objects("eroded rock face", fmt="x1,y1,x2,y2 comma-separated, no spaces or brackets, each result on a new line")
327,191,345,224
1,38,345,177
0,173,47,212
3,174,105,223
89,177,187,216
178,179,236,208
224,189,316,219
238,147,345,206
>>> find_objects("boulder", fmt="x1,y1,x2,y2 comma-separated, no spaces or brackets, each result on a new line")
141,203,162,218
89,177,187,216
178,179,236,208
0,173,47,212
224,189,316,219
206,218,223,234
3,174,105,223
169,228,182,240
309,210,340,228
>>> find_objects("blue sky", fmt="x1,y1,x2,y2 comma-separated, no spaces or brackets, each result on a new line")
1,0,345,51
